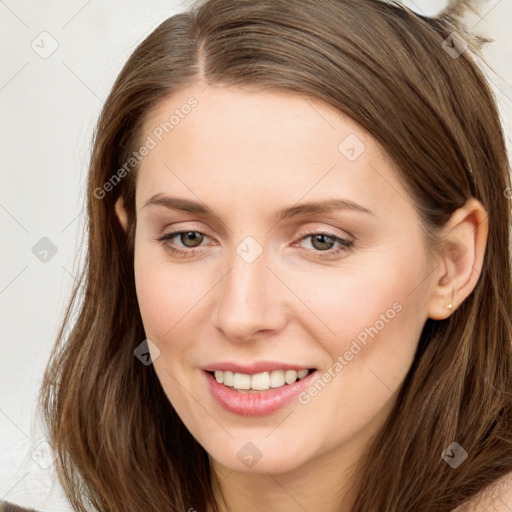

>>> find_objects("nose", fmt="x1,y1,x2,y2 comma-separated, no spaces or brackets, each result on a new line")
213,244,287,343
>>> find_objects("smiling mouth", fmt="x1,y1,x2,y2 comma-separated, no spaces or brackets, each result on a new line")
206,368,317,392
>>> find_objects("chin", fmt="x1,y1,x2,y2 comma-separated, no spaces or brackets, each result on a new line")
206,436,314,475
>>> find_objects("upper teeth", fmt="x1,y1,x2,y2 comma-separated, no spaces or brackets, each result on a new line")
213,369,310,391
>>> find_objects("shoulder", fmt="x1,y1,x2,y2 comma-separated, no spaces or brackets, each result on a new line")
1,502,41,512
453,471,512,512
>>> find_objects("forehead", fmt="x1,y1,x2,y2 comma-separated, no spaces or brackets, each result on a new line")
136,82,412,219
142,83,377,162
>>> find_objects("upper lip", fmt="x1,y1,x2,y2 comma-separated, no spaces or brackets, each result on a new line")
202,361,316,374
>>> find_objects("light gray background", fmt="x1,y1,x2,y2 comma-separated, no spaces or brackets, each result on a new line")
1,0,511,510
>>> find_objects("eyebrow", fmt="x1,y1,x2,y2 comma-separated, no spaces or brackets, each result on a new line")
142,194,376,221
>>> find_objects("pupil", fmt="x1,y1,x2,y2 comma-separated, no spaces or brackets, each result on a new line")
182,231,203,247
312,234,333,251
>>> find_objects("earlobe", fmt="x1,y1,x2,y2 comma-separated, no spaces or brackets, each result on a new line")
426,198,488,320
115,196,129,233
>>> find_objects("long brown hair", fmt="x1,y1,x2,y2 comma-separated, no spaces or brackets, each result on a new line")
39,0,512,510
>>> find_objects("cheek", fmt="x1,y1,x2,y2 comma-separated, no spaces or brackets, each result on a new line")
134,261,175,339
288,253,426,350
133,248,206,410
134,240,193,348
297,249,430,420
133,235,209,344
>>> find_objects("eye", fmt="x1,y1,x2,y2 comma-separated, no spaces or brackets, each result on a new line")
295,231,354,258
158,230,212,257
157,229,354,259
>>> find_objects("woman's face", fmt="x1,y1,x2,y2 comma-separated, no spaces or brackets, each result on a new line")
126,83,438,476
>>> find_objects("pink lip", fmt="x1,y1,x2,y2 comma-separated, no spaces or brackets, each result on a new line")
204,369,319,417
201,361,314,374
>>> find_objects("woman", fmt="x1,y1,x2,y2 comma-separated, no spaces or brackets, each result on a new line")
11,0,511,510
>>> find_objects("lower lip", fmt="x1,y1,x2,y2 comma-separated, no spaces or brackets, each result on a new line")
204,370,319,417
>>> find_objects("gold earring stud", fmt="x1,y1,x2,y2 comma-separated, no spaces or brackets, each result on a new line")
444,287,455,311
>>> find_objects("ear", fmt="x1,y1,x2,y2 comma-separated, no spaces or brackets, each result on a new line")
426,197,488,320
115,196,129,233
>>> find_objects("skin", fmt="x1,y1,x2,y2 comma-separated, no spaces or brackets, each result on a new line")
115,82,488,512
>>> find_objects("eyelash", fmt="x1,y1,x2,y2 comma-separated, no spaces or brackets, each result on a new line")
157,229,354,259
